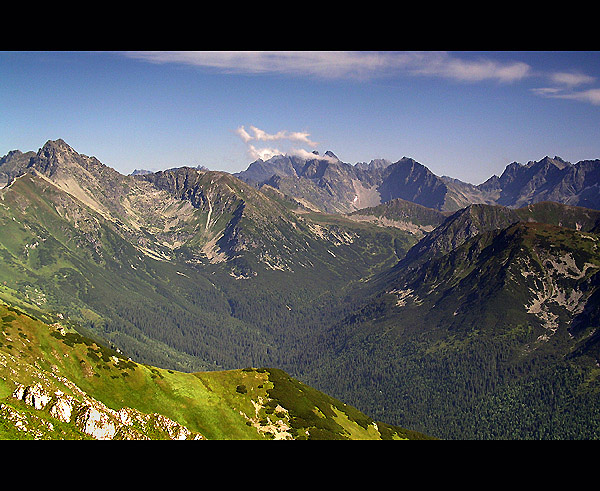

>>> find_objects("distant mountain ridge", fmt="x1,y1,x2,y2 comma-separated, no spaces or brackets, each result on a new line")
235,151,600,214
0,150,36,186
3,139,600,440
5,142,600,215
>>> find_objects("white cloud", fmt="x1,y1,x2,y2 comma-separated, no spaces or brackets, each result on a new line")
124,51,533,84
284,131,317,146
549,71,596,87
235,126,253,143
244,145,338,163
248,125,286,141
236,125,340,163
125,51,397,81
532,70,600,105
237,125,317,146
532,87,600,106
288,148,338,162
531,87,563,97
569,88,600,105
236,125,321,161
125,51,600,108
408,52,531,83
247,144,281,161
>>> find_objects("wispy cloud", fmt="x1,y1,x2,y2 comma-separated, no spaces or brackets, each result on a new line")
288,148,339,163
124,51,533,84
124,51,600,106
532,69,600,105
126,51,402,81
532,87,600,105
405,52,531,83
549,71,596,87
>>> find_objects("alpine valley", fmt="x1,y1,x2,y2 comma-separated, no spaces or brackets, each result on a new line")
1,139,600,440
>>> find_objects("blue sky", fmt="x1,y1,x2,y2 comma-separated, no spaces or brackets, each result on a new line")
2,51,600,184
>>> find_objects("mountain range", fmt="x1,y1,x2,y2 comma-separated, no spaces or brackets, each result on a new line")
1,139,600,439
236,151,600,214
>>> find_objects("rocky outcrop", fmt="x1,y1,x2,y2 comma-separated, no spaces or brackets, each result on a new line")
11,382,204,440
13,383,51,410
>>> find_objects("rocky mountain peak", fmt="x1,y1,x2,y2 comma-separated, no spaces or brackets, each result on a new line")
29,139,113,181
526,155,571,170
37,139,80,164
41,138,72,152
130,169,152,176
363,158,392,171
28,140,75,178
0,149,36,185
2,149,24,160
323,150,340,161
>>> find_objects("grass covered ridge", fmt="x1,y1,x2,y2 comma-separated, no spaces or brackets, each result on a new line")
0,303,433,440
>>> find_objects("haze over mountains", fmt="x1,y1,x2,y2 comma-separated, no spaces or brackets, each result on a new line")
1,139,600,439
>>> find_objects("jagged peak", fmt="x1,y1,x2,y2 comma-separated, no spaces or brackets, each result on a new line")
495,156,573,176
130,169,153,176
39,138,74,154
35,139,88,164
28,139,117,182
323,150,340,161
389,156,435,175
354,158,392,171
45,138,68,147
526,155,571,170
2,149,24,159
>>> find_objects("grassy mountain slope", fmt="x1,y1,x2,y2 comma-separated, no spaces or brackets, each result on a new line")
303,216,600,439
0,141,415,378
0,302,432,440
398,201,600,268
4,140,600,440
0,170,267,372
345,197,450,239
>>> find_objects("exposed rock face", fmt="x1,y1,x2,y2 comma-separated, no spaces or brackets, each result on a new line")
235,152,600,214
49,395,73,423
4,141,600,216
11,382,204,440
236,153,478,213
75,405,116,440
479,156,600,210
0,150,35,186
13,384,51,410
